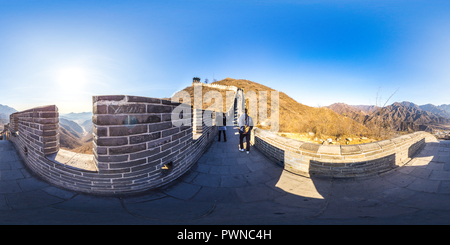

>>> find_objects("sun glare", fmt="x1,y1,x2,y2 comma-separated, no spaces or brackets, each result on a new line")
56,67,88,91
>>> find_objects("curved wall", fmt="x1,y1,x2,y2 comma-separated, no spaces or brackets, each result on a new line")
8,83,438,195
251,128,435,178
9,94,231,195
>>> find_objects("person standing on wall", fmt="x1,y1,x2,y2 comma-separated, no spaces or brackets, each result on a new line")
218,112,227,142
238,108,254,154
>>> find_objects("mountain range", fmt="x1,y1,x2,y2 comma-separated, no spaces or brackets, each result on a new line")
0,79,449,149
327,101,450,131
58,112,93,153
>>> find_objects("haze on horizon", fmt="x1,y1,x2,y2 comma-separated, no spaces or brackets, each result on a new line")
0,0,449,114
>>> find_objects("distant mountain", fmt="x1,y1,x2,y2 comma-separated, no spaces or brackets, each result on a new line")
373,102,450,125
60,112,93,124
59,111,94,135
328,101,450,132
438,104,450,113
0,104,17,115
59,118,85,135
327,103,369,123
419,104,450,119
80,119,93,135
352,105,379,114
400,101,421,110
58,117,93,154
0,104,17,121
58,126,83,149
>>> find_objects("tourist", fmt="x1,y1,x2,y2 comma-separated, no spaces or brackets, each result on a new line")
218,112,227,142
238,109,254,154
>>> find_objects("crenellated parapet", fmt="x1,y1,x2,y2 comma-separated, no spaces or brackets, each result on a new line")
92,95,194,190
7,94,228,195
251,128,436,178
6,81,439,195
9,105,59,156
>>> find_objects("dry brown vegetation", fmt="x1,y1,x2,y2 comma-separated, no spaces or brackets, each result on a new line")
169,83,236,112
59,126,93,154
172,78,377,144
213,78,370,139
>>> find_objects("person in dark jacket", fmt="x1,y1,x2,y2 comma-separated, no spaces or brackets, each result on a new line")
218,112,227,142
238,109,254,154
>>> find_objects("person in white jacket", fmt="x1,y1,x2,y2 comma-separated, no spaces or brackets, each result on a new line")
238,109,254,154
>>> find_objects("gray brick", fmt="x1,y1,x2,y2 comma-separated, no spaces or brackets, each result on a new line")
109,143,147,155
108,158,147,170
93,115,128,126
93,104,107,114
129,147,161,160
162,127,180,137
127,96,161,104
148,122,172,132
97,154,129,163
93,95,125,103
131,114,161,124
129,132,161,144
107,104,146,114
147,137,171,148
147,104,173,113
95,136,128,146
109,125,148,136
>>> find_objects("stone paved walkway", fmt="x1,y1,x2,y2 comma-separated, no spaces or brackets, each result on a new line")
1,126,450,225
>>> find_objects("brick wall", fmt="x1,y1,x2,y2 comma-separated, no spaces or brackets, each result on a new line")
8,94,232,195
13,105,60,156
251,128,435,178
9,112,18,133
92,95,196,193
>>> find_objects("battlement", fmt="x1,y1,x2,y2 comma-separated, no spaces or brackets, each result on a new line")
7,81,436,195
8,90,237,195
252,128,435,178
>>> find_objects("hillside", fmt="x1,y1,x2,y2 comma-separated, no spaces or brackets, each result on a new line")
327,103,370,123
0,104,17,115
60,118,85,135
419,104,450,118
170,82,236,113
58,126,83,150
438,104,450,113
58,117,93,154
328,101,450,135
212,78,369,138
0,104,17,131
365,102,450,126
171,78,370,144
60,112,93,123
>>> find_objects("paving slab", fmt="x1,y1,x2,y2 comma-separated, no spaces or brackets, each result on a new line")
397,192,450,211
1,127,450,224
16,177,49,192
429,170,450,180
0,180,22,194
5,190,64,209
0,195,10,210
51,194,126,213
190,186,241,203
438,181,450,194
42,186,77,200
162,181,201,200
123,197,216,221
406,178,440,193
220,174,248,187
235,184,285,203
0,169,24,180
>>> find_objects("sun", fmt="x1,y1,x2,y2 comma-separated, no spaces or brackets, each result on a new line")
56,67,88,91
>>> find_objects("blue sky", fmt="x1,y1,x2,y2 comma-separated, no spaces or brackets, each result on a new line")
0,0,449,113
